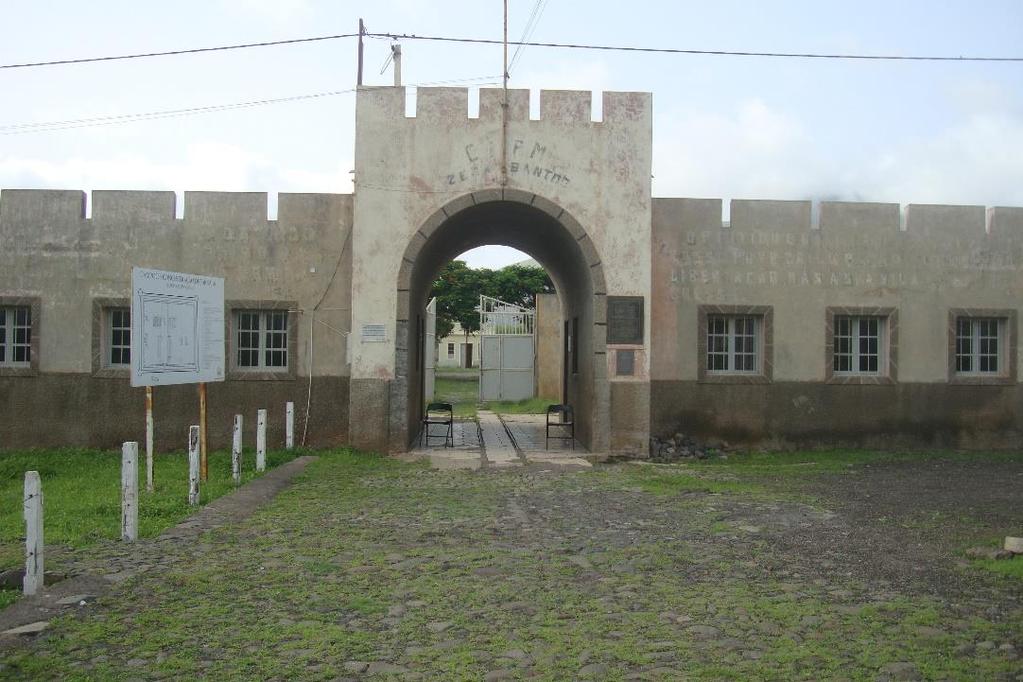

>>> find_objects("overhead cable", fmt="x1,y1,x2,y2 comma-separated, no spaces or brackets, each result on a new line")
4,29,1021,71
368,32,1023,62
0,76,501,135
0,33,358,70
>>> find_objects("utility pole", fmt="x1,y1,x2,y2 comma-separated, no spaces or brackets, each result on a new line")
501,0,509,187
357,18,365,86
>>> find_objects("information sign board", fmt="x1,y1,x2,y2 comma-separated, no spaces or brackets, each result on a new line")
130,267,225,387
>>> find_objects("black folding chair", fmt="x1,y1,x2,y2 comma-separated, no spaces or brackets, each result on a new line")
421,402,454,447
546,404,574,450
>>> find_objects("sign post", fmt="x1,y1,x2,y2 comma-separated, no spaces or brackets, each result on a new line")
131,267,225,485
145,386,154,492
198,382,209,481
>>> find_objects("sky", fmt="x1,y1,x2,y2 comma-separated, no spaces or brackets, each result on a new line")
2,1,1021,269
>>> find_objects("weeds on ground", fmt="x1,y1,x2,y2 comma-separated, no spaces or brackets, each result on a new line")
0,446,302,572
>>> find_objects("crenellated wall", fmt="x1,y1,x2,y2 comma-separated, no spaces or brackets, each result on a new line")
351,86,653,453
3,84,1023,454
651,198,1023,448
0,189,354,449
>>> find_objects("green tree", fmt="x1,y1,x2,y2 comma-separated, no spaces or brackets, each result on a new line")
486,264,554,308
431,260,484,343
429,260,554,343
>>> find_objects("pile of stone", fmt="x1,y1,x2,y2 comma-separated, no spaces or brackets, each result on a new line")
966,537,1023,562
649,433,727,462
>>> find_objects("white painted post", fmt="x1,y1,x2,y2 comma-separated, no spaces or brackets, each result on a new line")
23,471,43,596
256,409,267,472
232,414,243,485
188,425,200,506
285,401,295,450
145,385,154,493
121,442,139,542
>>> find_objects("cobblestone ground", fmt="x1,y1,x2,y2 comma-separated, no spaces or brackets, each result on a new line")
1,450,1022,680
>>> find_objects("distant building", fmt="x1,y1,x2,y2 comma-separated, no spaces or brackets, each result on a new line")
437,323,479,369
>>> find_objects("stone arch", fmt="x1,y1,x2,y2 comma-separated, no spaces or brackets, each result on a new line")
390,188,609,452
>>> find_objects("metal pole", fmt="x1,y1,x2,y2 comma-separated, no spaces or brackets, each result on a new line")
198,382,208,482
500,0,509,187
392,44,401,87
357,18,365,86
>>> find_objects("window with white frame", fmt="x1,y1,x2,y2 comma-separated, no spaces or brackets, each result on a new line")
447,342,455,357
106,308,131,367
955,317,1004,375
706,314,759,373
833,316,884,375
236,310,288,369
0,306,32,367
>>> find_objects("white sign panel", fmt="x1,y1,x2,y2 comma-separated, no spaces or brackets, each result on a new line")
131,267,225,387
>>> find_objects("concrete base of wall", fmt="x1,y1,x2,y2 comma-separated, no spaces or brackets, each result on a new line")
349,377,392,453
610,381,650,455
1,375,350,451
651,381,1023,450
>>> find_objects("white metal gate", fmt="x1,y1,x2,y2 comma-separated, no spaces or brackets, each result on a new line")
478,295,535,402
424,297,436,403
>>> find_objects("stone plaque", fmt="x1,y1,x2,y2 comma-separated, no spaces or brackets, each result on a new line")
607,296,644,345
616,349,635,376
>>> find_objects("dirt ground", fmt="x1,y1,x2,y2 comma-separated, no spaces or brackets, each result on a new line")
1,450,1021,680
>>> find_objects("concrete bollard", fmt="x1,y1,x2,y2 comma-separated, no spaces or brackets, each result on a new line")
256,409,267,472
23,471,43,596
232,414,243,485
285,401,295,450
188,425,200,506
121,442,139,542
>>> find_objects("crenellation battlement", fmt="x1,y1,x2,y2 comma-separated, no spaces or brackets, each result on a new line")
91,190,177,223
0,189,86,224
904,203,987,238
540,89,592,122
359,85,650,124
987,206,1023,237
415,87,469,122
652,197,1023,240
0,189,355,230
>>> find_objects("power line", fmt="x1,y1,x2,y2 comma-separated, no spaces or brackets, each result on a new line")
368,32,1023,63
4,29,1020,72
0,76,502,135
0,33,358,70
508,0,550,74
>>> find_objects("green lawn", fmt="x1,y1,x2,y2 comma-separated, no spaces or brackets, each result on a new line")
433,376,557,418
0,446,302,605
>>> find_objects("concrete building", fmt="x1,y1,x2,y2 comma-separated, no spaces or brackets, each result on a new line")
437,324,479,369
2,86,1022,454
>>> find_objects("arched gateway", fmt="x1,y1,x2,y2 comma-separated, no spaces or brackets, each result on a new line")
346,85,654,454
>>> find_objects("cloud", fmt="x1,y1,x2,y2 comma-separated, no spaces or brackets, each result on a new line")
855,112,1023,206
0,142,355,217
652,97,1023,209
652,98,834,202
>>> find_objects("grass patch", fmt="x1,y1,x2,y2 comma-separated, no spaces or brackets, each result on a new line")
624,470,761,496
693,448,1023,476
434,377,480,418
484,395,558,415
434,374,557,417
973,558,1023,580
0,446,302,572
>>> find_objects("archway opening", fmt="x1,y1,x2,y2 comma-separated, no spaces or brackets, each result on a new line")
394,195,607,452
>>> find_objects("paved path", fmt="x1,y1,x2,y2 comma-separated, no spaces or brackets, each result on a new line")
414,412,590,470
